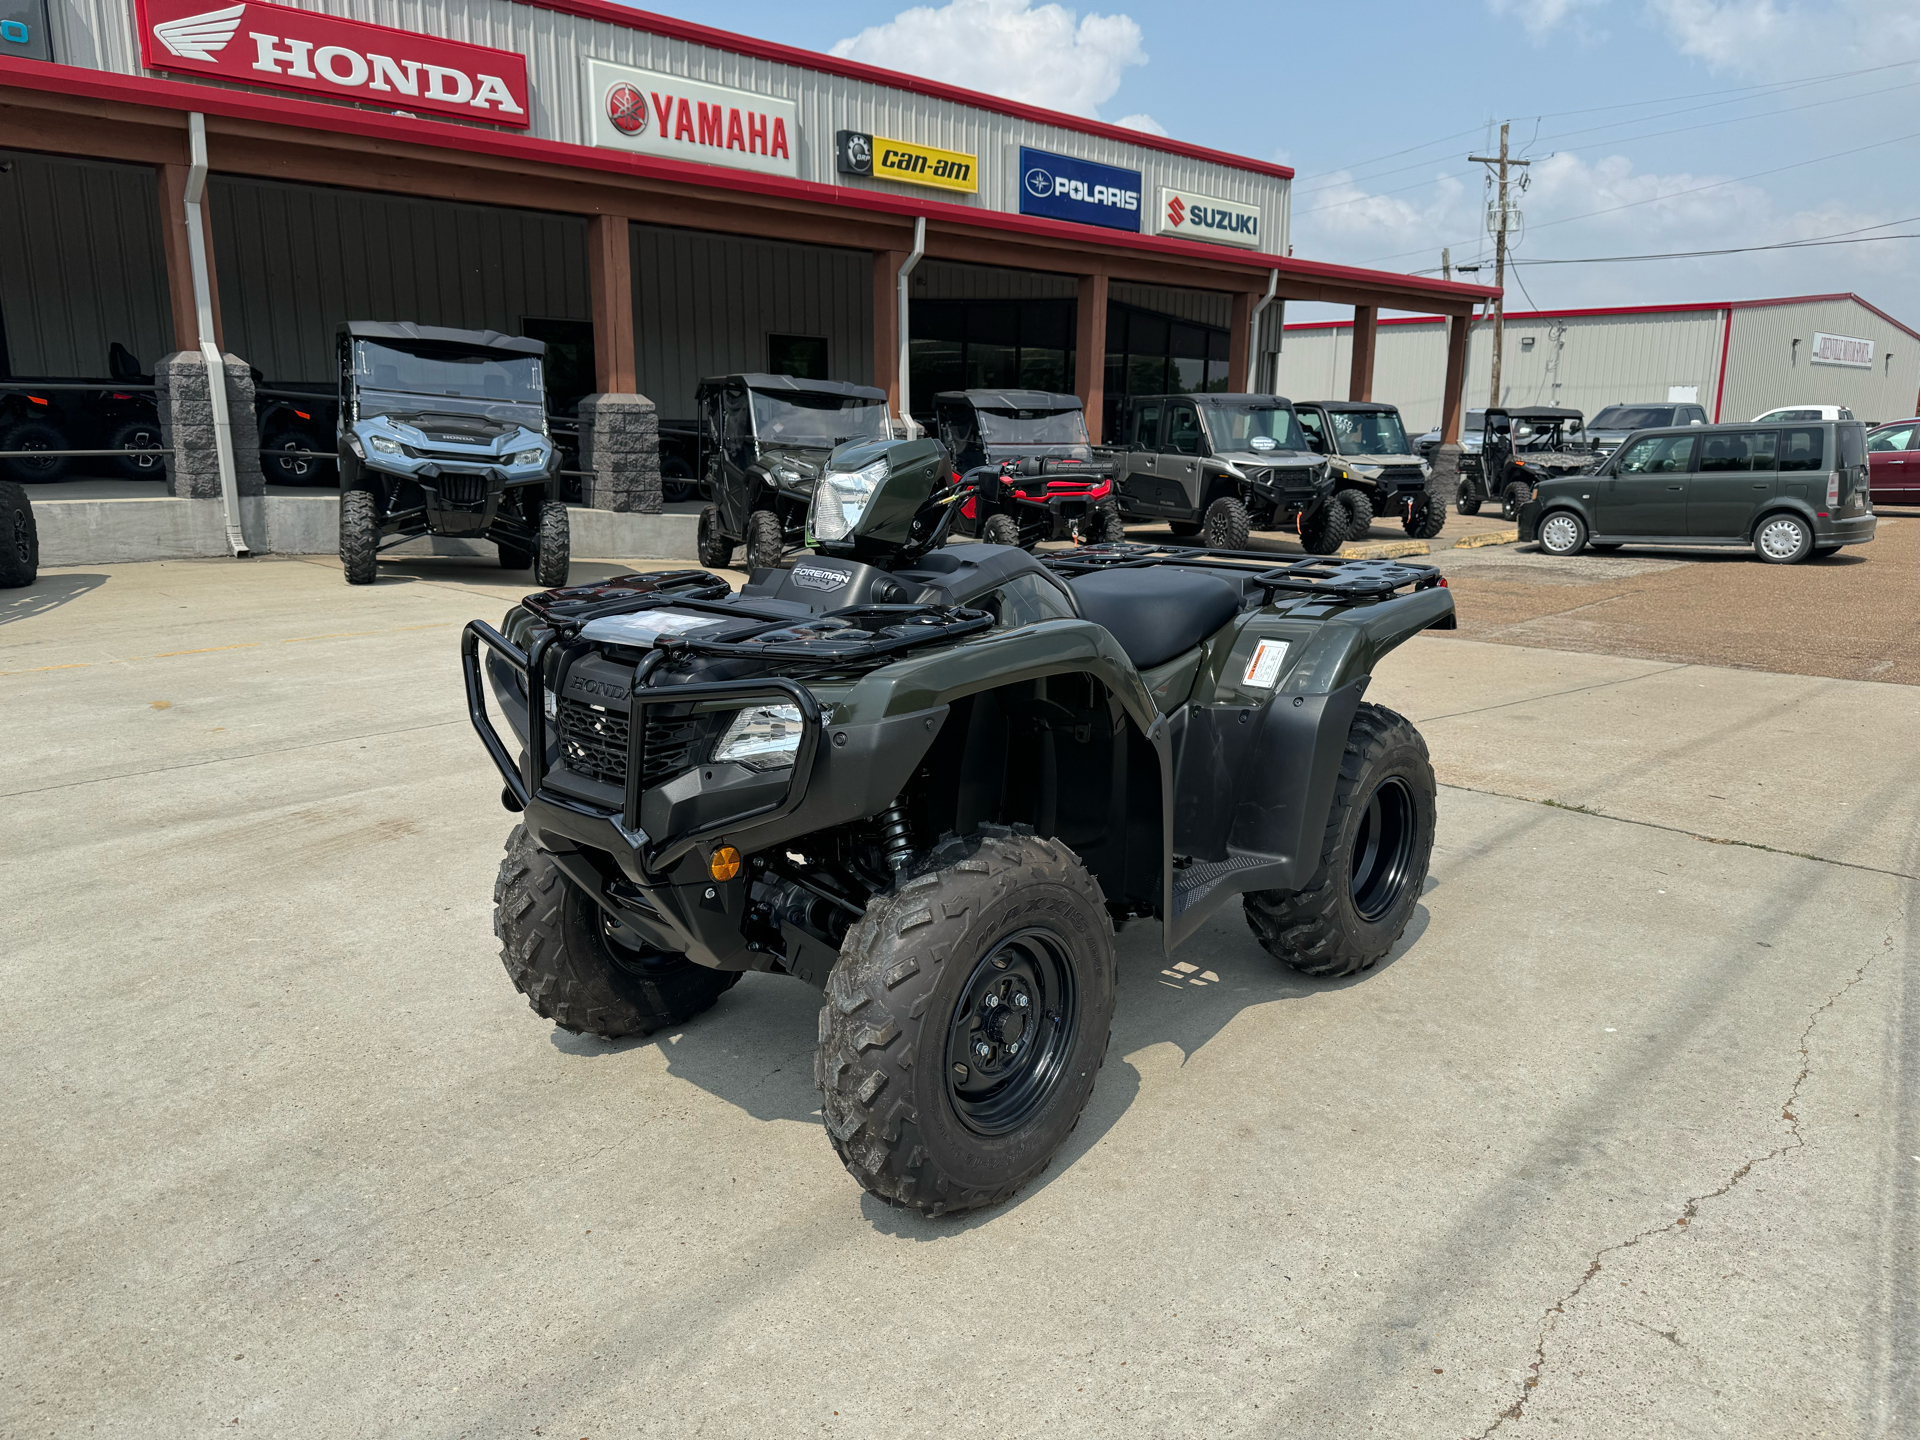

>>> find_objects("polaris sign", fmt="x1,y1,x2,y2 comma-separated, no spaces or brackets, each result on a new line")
1017,147,1141,232
1156,186,1262,249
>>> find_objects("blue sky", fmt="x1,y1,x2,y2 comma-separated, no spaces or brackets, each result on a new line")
634,0,1920,325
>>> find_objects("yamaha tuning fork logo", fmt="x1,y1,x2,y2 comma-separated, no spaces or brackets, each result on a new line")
606,81,648,135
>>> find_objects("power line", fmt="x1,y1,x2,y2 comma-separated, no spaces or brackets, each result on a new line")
1514,232,1917,267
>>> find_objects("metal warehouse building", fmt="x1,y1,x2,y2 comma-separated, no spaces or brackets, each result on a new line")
1278,293,1920,431
0,0,1495,553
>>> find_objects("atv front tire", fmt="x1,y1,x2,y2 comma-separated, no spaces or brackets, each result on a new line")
1456,479,1484,516
1336,488,1374,539
534,500,571,587
1091,498,1126,544
1243,703,1435,978
494,825,739,1038
982,513,1021,547
1402,494,1446,539
1203,496,1251,550
339,488,379,585
1503,481,1532,522
0,480,38,588
696,505,734,569
1298,498,1348,555
816,830,1117,1216
745,508,785,570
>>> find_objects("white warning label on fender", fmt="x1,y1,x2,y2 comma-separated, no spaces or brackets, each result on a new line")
1243,638,1290,689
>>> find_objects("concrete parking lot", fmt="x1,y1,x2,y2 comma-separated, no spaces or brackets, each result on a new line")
3,548,1915,1438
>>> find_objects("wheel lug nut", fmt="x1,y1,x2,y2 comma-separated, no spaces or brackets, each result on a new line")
1007,1041,1020,1056
983,992,999,1008
974,1041,992,1060
1013,993,1029,1008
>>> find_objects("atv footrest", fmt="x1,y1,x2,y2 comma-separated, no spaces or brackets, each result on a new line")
1172,854,1282,917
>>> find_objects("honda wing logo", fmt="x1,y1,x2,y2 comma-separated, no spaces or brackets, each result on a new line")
153,2,243,61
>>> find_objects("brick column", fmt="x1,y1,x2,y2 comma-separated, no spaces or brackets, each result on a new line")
154,351,262,499
1074,272,1109,443
1348,305,1378,401
577,392,660,513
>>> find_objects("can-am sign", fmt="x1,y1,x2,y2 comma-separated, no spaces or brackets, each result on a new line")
588,58,797,177
1810,331,1875,368
1155,186,1261,249
134,0,530,127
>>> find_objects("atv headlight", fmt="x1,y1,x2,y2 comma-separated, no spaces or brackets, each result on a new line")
714,703,804,771
369,434,404,457
811,457,888,542
512,448,545,467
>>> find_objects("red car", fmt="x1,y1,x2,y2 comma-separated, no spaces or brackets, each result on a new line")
1868,420,1919,505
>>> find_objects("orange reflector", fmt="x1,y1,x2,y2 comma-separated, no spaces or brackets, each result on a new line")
295,409,311,420
27,395,47,405
709,845,742,881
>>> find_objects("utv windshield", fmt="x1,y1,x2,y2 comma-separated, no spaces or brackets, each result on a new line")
1329,410,1410,456
749,389,889,448
976,407,1090,446
1207,403,1306,453
1591,406,1674,430
353,340,543,403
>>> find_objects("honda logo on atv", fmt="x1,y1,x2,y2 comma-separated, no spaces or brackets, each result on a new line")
135,0,531,127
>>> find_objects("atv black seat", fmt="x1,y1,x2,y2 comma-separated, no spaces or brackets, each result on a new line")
1066,568,1242,669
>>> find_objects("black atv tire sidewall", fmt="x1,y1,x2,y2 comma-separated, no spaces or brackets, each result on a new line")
108,419,167,481
1403,494,1446,539
817,832,1116,1215
0,480,38,588
745,509,785,569
696,505,734,569
1244,704,1435,978
1203,496,1251,550
1503,481,1531,521
982,513,1021,547
534,500,571,587
494,824,738,1038
1095,499,1127,544
1,420,69,484
339,488,379,585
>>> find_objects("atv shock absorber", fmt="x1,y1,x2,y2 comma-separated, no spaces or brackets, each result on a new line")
875,797,915,873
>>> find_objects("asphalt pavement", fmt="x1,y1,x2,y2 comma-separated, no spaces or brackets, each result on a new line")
2,553,1914,1438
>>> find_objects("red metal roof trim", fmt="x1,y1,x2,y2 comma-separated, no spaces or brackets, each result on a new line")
1286,292,1917,341
502,0,1295,181
0,58,1498,308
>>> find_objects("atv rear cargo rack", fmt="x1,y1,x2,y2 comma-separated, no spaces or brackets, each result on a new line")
1041,543,1445,601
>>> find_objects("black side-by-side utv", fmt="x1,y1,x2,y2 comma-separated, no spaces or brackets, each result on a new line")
335,322,567,586
465,432,1453,1216
1456,406,1599,520
694,374,893,572
932,390,1125,547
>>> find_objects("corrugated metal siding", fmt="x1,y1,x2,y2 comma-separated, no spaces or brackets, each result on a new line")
915,261,1075,300
50,0,1288,241
1110,283,1231,329
630,224,871,420
208,176,590,383
0,149,175,376
1723,299,1920,425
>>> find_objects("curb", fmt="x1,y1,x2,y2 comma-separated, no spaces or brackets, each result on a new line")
1451,528,1521,549
1338,538,1431,560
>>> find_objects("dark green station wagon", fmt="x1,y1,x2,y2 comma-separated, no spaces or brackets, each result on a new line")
1517,418,1875,564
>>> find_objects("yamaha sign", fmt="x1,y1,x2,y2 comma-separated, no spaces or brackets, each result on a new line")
1016,146,1140,232
1155,186,1262,249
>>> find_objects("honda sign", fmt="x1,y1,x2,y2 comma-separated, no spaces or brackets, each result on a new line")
134,0,531,128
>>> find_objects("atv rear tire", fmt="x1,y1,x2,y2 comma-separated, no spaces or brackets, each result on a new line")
745,508,785,570
534,500,571,588
1298,498,1348,555
696,505,734,568
1203,496,1251,550
982,512,1021,547
339,489,379,585
1243,703,1435,978
494,824,739,1038
816,829,1117,1216
0,480,37,588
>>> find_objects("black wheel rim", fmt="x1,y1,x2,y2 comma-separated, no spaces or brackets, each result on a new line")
1350,775,1418,923
945,927,1079,1137
581,893,691,976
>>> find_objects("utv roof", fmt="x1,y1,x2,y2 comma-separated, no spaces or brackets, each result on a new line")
339,321,545,356
1488,406,1584,420
700,373,887,401
935,389,1084,411
1300,399,1399,413
1182,393,1295,407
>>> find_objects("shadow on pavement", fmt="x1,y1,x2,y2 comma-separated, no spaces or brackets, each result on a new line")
0,571,108,625
547,877,1438,1235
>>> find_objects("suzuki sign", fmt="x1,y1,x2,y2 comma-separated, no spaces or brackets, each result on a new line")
134,0,530,127
588,58,798,178
1155,186,1262,249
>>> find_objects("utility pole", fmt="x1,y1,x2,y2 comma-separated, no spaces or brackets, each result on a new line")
1469,123,1528,407
1440,247,1452,282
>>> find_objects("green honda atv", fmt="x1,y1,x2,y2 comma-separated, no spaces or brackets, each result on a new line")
464,434,1454,1215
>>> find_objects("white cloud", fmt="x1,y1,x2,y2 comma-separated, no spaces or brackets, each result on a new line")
1644,0,1919,76
1113,112,1167,135
1485,0,1608,40
831,0,1147,119
1289,148,1913,317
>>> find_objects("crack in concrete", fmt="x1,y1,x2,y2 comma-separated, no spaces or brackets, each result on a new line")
1481,935,1890,1437
1441,782,1919,881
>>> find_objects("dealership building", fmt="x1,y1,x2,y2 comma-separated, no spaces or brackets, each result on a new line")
0,0,1495,554
1277,292,1920,433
